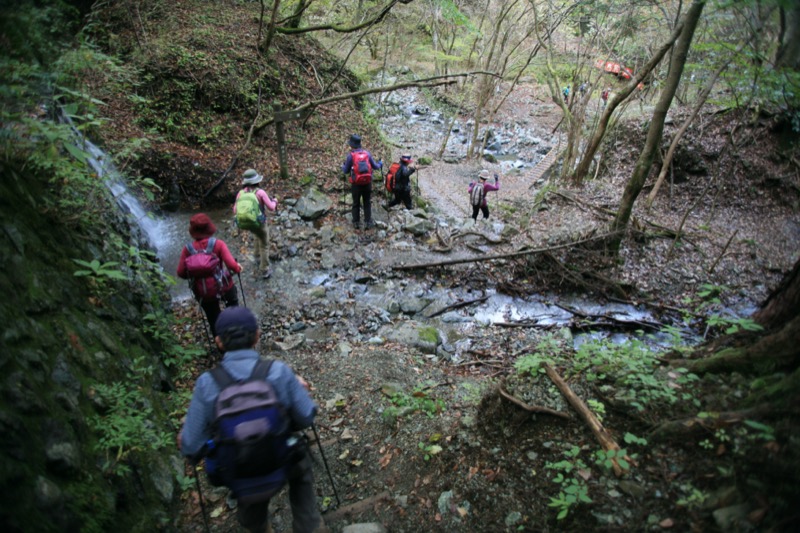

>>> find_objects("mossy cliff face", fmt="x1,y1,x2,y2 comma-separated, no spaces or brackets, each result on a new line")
0,164,182,532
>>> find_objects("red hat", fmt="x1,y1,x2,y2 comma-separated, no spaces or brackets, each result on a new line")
189,213,217,239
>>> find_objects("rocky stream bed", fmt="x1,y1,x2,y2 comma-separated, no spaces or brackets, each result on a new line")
173,83,800,532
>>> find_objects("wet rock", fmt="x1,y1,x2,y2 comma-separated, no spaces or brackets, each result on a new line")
45,441,79,474
399,296,432,314
618,480,646,499
712,503,752,531
403,218,434,236
505,511,522,526
702,485,740,510
35,475,63,509
272,334,305,351
294,187,332,220
149,456,176,503
437,490,454,515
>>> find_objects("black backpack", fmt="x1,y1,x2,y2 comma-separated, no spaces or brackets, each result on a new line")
203,360,293,503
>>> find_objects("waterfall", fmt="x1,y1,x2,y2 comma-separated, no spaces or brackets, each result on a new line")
76,135,167,252
62,115,233,299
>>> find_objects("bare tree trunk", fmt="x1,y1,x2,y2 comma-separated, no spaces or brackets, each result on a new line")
646,42,744,208
571,17,687,182
608,0,705,253
754,258,800,331
775,4,800,69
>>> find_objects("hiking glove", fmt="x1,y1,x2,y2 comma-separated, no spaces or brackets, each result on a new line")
494,174,499,183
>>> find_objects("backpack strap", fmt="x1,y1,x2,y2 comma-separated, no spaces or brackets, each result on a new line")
251,359,274,380
186,241,198,255
210,358,274,391
209,364,236,390
205,237,217,254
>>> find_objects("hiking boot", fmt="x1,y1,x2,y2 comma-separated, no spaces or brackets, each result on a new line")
353,221,361,230
365,220,375,229
261,268,272,279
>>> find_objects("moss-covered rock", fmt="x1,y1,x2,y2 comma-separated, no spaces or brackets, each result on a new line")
0,164,181,531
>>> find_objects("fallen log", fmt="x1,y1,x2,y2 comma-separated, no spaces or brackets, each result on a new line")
498,385,571,419
543,363,629,477
426,295,489,318
394,232,620,270
552,302,665,331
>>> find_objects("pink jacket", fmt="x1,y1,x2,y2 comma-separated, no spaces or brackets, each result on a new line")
233,187,277,214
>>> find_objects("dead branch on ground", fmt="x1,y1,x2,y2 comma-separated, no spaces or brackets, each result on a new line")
426,295,489,318
544,363,629,477
395,232,619,270
498,385,571,419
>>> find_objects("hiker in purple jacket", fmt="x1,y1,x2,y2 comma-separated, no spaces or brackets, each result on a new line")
468,170,500,222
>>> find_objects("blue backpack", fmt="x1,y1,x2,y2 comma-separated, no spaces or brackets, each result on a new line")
204,360,293,503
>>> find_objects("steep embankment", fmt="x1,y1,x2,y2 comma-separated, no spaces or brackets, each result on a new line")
85,0,386,210
0,163,181,531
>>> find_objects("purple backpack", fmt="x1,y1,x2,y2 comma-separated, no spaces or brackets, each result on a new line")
203,360,293,504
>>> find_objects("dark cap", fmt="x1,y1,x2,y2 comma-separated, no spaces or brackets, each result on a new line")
348,134,362,149
189,213,217,239
400,155,412,163
215,307,259,336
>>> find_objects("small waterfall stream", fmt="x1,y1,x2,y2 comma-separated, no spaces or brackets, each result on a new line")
70,124,230,299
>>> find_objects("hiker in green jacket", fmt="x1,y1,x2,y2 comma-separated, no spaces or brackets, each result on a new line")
234,168,278,279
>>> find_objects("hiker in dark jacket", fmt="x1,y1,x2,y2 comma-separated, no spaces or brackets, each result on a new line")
385,154,416,210
177,213,242,336
179,307,325,533
468,170,500,222
342,134,382,229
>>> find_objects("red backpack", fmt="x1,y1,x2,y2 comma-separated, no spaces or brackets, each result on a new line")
385,162,401,192
184,237,232,302
350,150,373,185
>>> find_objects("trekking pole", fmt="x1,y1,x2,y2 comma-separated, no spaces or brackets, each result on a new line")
311,422,341,508
236,270,247,308
196,300,215,353
191,460,212,533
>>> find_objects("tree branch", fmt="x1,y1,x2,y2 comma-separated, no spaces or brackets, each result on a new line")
253,71,495,134
275,0,405,35
394,231,620,270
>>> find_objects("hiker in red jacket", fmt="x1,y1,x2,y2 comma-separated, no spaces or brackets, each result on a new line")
342,134,382,229
177,213,242,336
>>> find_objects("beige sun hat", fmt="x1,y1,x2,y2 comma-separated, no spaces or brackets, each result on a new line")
242,168,263,185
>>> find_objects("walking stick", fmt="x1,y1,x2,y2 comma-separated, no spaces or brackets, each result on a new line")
191,460,211,533
236,270,247,308
196,300,215,353
311,422,341,508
